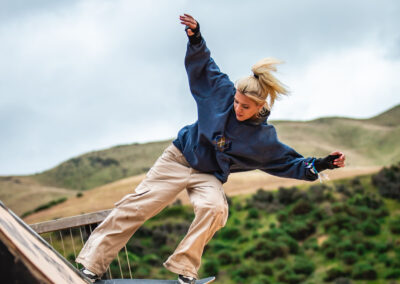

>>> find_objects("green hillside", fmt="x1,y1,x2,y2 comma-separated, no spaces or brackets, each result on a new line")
1,104,398,216
48,163,400,283
32,104,400,191
33,140,172,190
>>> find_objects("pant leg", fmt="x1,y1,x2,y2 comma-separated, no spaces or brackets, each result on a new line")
163,171,229,279
76,144,190,276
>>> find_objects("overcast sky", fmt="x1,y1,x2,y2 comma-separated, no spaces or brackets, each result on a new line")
1,0,399,175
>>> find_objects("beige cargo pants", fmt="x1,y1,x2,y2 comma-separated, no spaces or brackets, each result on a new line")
76,144,229,279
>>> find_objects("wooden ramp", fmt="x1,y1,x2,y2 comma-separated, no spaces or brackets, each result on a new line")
0,201,89,284
0,201,214,284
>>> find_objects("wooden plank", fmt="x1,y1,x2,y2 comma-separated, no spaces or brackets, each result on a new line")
29,209,112,234
0,202,89,284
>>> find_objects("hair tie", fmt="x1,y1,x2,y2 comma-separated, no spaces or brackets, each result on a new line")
253,74,259,79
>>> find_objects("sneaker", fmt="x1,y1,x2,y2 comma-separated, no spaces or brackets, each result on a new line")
80,268,101,283
178,274,196,284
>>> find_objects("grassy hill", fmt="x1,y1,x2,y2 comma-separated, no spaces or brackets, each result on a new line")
44,165,400,283
1,104,399,217
33,140,172,190
33,104,400,191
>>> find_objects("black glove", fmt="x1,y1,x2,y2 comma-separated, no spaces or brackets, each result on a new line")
314,154,341,173
185,22,202,45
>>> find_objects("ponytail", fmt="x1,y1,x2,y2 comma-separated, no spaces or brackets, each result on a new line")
235,58,288,110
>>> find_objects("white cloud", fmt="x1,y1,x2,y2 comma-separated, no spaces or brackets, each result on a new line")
271,45,400,120
0,0,399,175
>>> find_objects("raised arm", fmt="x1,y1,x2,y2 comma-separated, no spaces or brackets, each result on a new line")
179,14,235,105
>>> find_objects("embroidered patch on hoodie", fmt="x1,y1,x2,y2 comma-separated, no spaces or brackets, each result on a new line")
213,134,232,152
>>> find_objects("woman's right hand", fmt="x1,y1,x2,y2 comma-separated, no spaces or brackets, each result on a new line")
179,14,198,36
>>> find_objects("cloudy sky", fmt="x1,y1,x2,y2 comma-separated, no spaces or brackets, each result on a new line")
1,0,399,175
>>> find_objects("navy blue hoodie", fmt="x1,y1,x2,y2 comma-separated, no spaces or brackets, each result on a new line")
173,39,318,183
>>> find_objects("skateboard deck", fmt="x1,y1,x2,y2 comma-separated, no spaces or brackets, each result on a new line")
97,277,215,284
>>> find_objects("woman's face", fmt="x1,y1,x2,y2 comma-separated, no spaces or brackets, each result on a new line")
234,91,263,121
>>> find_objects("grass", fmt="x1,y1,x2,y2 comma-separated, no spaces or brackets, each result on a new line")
45,169,400,283
27,104,400,192
1,104,398,219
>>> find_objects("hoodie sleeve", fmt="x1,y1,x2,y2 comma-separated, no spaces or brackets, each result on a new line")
184,39,235,106
259,127,318,181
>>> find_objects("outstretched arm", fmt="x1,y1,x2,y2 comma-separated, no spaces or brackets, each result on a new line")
179,14,235,105
259,127,346,181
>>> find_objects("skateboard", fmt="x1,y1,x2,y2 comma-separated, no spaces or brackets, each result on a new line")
97,276,215,283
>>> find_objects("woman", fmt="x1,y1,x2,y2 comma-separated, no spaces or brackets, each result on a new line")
76,14,346,284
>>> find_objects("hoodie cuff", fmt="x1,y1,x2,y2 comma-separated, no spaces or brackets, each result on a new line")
186,22,203,45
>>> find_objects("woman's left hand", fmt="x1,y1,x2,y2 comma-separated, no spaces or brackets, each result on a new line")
330,151,346,167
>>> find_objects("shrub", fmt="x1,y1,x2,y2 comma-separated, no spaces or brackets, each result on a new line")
389,217,400,234
238,236,249,244
261,264,273,276
303,237,318,251
126,240,145,256
274,258,287,270
291,200,314,215
143,254,161,265
283,220,316,240
278,235,299,254
248,208,260,219
252,239,290,260
219,227,240,240
133,265,151,278
35,197,67,212
374,241,389,254
384,268,400,279
251,275,271,284
277,211,289,222
278,186,301,205
324,267,348,282
277,267,304,284
253,188,274,203
152,229,168,246
333,277,352,284
335,183,352,197
217,250,235,265
308,184,331,202
355,243,366,255
311,208,327,222
351,177,361,186
203,258,219,276
372,163,400,200
378,254,390,267
231,264,256,280
323,213,357,232
341,252,358,265
337,239,354,253
347,193,382,209
324,248,336,259
374,207,390,218
352,262,377,280
292,257,315,276
262,228,286,239
209,240,230,252
245,220,256,229
248,189,280,211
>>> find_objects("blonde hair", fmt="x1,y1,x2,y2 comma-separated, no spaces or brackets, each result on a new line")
235,58,288,110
